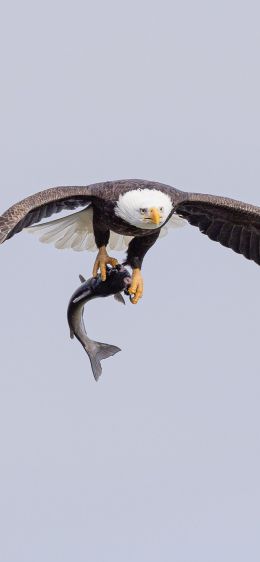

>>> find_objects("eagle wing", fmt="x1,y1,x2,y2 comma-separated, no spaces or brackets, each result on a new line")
175,192,260,265
0,184,103,244
25,206,134,252
25,201,185,252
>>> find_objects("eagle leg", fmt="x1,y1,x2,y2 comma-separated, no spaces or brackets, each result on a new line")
124,232,159,305
128,268,144,304
92,246,118,281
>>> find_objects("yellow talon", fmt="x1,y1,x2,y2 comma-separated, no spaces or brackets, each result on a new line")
92,246,118,281
128,268,144,304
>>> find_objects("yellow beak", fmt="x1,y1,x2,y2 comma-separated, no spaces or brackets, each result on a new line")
150,207,160,225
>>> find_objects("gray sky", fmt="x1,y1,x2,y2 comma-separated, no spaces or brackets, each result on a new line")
0,1,260,561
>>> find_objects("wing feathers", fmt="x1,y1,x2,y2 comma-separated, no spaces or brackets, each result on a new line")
26,207,98,251
0,185,100,244
229,224,242,253
26,207,134,252
176,194,260,266
159,213,187,239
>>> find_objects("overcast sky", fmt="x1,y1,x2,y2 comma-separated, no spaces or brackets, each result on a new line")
0,1,260,561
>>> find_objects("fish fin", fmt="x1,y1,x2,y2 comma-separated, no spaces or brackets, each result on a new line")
114,292,125,305
79,274,87,283
88,342,121,381
70,329,74,339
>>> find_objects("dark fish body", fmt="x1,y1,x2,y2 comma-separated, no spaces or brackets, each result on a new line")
67,265,131,381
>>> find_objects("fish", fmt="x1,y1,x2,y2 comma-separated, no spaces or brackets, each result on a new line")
67,264,132,381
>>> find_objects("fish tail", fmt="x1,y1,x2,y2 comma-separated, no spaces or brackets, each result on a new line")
88,342,121,381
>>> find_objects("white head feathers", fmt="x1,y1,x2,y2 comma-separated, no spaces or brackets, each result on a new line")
115,188,173,229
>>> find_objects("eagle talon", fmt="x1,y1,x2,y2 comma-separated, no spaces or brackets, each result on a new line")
128,268,144,304
92,246,118,281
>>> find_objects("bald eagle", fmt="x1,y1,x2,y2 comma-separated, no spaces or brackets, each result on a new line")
1,179,260,303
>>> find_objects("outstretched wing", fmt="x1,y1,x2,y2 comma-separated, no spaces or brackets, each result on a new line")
0,185,101,244
175,192,260,265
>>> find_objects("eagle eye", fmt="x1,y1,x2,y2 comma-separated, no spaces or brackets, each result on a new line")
140,208,147,214
159,206,164,212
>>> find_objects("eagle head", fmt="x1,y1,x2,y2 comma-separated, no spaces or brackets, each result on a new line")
115,188,173,229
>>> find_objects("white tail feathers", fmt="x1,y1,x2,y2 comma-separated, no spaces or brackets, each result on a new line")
25,207,186,253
